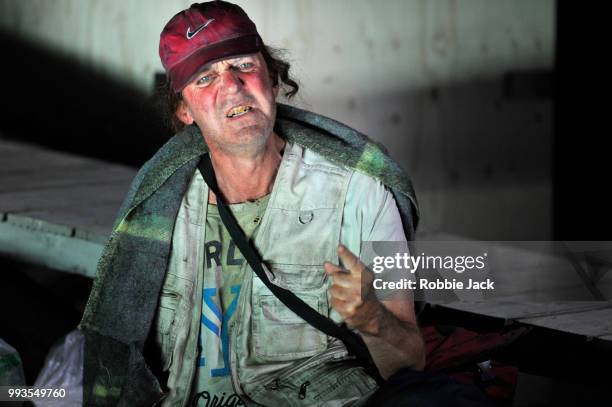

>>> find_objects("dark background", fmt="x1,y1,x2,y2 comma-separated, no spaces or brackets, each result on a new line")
0,1,611,404
0,2,607,240
554,2,611,241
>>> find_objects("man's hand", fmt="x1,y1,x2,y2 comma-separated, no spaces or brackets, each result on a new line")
324,244,426,376
323,244,385,335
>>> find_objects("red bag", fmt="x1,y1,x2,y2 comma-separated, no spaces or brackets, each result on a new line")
422,325,528,404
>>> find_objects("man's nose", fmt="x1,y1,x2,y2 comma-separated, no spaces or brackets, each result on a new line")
220,69,244,93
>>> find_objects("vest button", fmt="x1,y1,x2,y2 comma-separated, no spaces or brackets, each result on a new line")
298,211,314,224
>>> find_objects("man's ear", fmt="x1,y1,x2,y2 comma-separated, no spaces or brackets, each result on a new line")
176,100,194,125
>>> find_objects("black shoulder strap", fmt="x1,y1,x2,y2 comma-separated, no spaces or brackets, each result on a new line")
197,154,383,384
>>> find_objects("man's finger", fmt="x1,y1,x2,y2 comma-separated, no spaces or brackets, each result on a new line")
337,244,364,274
330,297,354,317
324,262,350,275
330,284,352,301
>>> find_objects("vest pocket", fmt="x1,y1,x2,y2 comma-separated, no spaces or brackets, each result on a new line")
252,293,328,362
267,263,328,290
247,347,378,406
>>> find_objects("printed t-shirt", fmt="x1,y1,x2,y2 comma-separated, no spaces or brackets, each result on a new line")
190,194,270,407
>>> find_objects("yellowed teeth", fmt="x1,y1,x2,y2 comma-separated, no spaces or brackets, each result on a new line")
227,106,251,117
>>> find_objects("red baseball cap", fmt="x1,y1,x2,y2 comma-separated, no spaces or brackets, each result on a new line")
159,1,262,92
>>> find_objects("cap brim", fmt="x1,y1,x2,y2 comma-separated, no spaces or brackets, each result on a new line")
169,34,261,92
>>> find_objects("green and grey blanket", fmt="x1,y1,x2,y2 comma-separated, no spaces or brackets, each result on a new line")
78,103,419,405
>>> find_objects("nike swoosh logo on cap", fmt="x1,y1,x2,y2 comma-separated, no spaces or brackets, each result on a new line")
186,18,215,39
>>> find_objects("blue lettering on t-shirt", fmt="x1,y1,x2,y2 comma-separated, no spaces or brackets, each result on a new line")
198,285,241,377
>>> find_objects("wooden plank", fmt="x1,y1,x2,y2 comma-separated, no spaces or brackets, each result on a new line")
0,183,131,213
0,139,135,274
5,214,73,237
0,219,103,278
15,202,120,237
414,238,605,302
0,139,134,235
1,147,133,237
438,301,612,342
520,307,612,338
5,212,111,244
0,164,135,192
441,300,612,321
0,146,95,171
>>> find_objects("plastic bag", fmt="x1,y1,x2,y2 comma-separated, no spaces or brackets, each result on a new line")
33,329,84,407
0,337,26,386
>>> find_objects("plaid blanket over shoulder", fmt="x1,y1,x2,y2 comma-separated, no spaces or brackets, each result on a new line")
78,103,419,405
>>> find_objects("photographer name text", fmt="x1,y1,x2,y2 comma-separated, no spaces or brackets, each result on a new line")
373,278,495,290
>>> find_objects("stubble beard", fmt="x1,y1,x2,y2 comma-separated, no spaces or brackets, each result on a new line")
210,104,277,157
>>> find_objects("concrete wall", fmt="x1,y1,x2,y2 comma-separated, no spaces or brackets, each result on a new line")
0,0,555,240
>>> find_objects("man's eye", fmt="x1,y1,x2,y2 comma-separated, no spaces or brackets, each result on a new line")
197,75,213,85
238,62,254,71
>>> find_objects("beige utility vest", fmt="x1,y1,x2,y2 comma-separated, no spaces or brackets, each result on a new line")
157,142,385,406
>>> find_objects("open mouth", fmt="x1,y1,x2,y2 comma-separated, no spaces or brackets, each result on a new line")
226,105,252,118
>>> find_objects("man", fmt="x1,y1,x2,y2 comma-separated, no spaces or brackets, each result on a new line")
80,2,429,406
